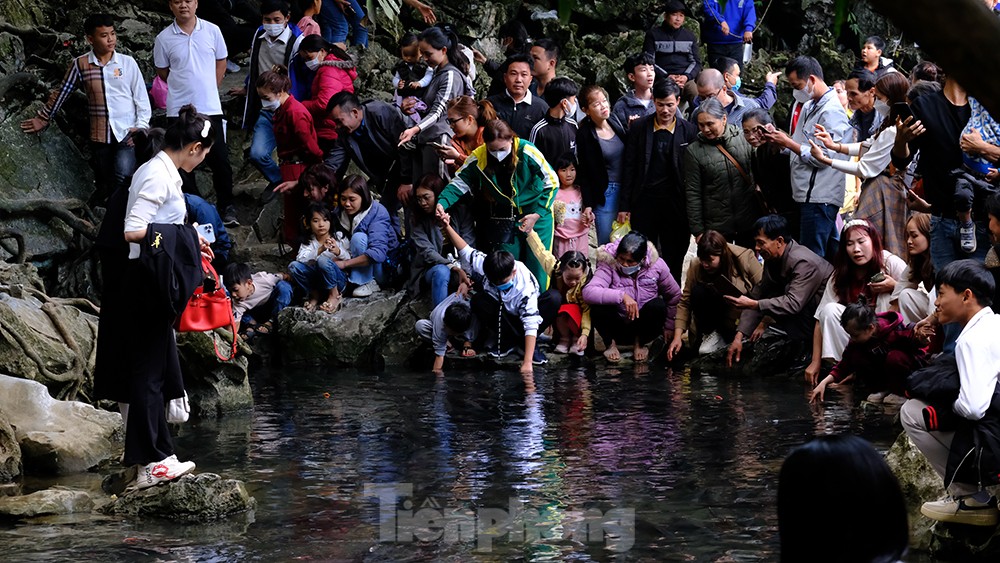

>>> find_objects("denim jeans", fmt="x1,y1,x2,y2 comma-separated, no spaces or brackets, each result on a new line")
288,255,347,294
320,0,368,47
928,215,990,273
593,181,620,245
425,263,451,307
798,202,839,259
346,232,385,285
241,280,293,327
250,110,281,184
91,138,137,201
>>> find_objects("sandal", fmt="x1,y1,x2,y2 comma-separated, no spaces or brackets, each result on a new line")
255,321,272,336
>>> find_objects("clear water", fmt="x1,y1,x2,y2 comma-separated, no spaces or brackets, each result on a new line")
2,363,940,562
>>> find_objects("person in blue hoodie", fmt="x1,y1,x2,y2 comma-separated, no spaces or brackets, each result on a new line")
701,0,757,72
331,175,398,297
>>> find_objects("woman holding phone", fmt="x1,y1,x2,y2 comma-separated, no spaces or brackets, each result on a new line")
667,230,762,359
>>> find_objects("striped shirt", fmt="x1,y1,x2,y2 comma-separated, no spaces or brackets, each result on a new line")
39,50,151,144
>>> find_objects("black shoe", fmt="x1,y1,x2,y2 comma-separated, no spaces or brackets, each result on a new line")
532,348,548,365
260,182,279,204
223,205,240,227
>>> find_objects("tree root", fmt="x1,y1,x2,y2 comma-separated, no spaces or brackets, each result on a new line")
0,229,26,263
0,198,97,240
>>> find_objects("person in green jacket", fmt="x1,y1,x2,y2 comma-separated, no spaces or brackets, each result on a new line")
435,118,559,289
684,97,759,247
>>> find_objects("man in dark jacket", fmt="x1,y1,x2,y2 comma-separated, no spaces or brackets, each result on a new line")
487,53,549,139
727,214,833,365
643,0,701,88
325,91,412,234
618,78,698,283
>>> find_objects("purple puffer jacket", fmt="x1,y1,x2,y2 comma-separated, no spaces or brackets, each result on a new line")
582,239,682,332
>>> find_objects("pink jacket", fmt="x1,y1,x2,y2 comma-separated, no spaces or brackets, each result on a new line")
582,239,681,332
301,54,358,142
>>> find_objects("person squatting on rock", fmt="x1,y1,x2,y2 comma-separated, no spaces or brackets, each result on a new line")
21,13,151,204
901,260,1000,527
224,261,294,340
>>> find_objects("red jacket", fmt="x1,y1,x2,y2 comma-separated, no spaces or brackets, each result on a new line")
300,54,357,142
273,95,323,165
829,311,926,383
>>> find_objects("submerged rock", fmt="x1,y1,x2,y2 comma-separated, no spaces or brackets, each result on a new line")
0,487,93,518
0,375,121,474
175,330,253,418
0,412,21,482
103,473,256,523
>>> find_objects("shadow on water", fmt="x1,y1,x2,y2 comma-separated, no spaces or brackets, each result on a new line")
1,362,940,561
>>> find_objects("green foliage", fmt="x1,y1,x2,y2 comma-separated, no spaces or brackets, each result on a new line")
558,0,577,25
366,0,403,40
832,0,852,36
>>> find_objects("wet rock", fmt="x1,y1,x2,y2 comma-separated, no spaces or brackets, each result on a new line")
175,330,253,418
378,296,434,367
103,473,256,523
0,487,93,518
0,375,122,474
0,412,21,482
276,291,408,365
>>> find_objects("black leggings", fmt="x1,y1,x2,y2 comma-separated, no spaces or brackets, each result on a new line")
689,283,738,341
590,296,667,347
471,288,560,350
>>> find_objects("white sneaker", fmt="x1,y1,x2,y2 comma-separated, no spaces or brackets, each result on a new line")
135,455,196,490
569,342,585,356
225,60,241,73
882,393,907,406
352,279,380,297
698,331,727,355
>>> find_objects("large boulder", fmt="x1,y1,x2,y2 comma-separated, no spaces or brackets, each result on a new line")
0,375,121,474
103,473,256,523
0,411,21,482
0,487,93,518
276,291,408,365
175,330,254,418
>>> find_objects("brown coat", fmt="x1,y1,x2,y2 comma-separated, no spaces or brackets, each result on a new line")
676,243,763,334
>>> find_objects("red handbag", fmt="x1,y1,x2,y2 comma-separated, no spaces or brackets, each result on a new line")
176,256,238,361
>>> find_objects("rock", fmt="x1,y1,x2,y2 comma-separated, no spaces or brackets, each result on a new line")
885,431,1000,556
0,288,99,400
103,473,256,523
175,330,253,418
379,296,434,367
0,411,21,482
276,291,408,365
0,375,121,474
0,487,93,518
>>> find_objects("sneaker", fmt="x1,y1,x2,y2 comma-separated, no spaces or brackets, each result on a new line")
352,279,380,297
866,391,887,404
488,345,516,358
223,205,240,227
260,181,279,204
921,495,999,527
134,455,196,490
882,393,907,406
554,342,570,354
225,60,241,73
531,348,548,365
959,221,977,254
698,331,727,355
569,342,585,356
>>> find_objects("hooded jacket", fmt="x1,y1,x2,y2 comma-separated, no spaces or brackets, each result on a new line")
683,123,757,236
789,88,852,207
583,239,681,333
333,200,398,264
459,245,544,337
828,311,924,383
300,53,357,142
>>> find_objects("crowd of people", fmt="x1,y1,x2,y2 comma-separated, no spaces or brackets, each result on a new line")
25,0,1000,540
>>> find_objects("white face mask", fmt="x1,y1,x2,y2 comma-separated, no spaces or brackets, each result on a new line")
305,57,321,71
261,98,280,111
874,99,891,117
489,147,512,162
564,99,578,118
263,23,285,38
792,80,812,104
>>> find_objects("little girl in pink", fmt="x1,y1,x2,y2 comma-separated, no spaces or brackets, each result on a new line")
552,154,592,256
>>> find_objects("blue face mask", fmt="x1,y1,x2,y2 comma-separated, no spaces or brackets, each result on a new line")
619,263,641,276
733,77,742,92
495,280,514,291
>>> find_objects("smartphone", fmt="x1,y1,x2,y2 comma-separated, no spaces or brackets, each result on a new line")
893,102,913,121
195,223,216,244
429,141,449,150
869,271,886,284
709,277,744,298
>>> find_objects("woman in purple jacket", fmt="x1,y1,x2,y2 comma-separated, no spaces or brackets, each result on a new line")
583,231,681,363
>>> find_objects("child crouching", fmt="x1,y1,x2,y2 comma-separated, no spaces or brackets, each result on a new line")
525,229,592,355
224,262,294,338
415,272,479,373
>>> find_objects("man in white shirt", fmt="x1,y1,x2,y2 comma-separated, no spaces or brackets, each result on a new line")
154,0,238,226
902,259,1000,527
21,13,151,203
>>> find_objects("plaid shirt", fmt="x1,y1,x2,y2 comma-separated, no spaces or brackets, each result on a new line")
38,51,150,144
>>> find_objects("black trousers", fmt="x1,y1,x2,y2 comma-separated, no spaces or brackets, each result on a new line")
122,261,184,466
707,42,746,72
170,114,235,211
631,202,689,285
690,283,737,341
590,297,667,347
471,288,560,351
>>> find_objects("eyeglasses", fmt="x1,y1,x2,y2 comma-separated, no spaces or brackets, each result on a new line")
446,116,466,125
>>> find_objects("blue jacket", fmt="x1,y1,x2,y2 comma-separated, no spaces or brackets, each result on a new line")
335,200,398,264
702,0,757,45
184,194,232,261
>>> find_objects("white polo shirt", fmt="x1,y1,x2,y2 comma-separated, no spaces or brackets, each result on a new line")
153,17,227,117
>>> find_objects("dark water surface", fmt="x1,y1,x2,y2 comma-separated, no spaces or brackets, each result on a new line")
3,362,938,561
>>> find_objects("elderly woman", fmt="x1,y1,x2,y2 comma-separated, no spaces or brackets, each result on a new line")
683,98,759,247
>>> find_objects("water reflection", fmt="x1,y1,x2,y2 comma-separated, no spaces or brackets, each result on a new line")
1,363,930,561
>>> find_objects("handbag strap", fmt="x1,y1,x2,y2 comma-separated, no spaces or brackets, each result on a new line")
716,144,753,185
213,321,238,362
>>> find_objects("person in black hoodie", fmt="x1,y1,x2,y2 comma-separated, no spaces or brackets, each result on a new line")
98,106,215,491
643,0,702,88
